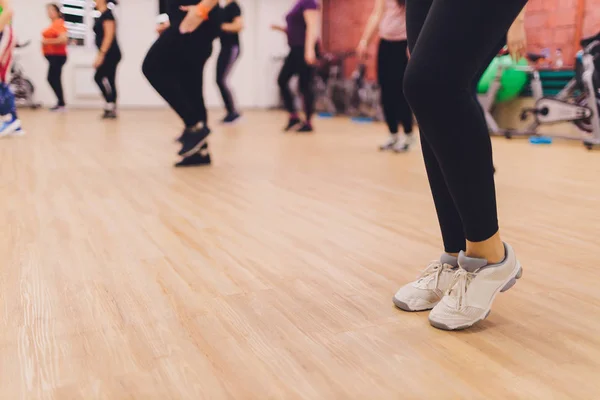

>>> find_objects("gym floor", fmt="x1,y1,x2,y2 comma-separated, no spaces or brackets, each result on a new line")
1,110,599,398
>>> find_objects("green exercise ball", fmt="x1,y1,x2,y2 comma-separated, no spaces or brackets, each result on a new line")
477,55,528,102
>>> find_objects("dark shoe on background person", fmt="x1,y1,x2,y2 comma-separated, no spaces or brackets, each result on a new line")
296,122,313,133
284,117,302,132
49,105,66,112
175,143,211,167
102,110,118,119
221,112,241,124
178,125,211,157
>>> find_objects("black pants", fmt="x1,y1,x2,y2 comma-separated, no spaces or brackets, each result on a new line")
46,55,66,106
403,0,527,253
278,46,315,121
142,26,212,127
216,44,240,114
95,51,121,105
378,39,413,135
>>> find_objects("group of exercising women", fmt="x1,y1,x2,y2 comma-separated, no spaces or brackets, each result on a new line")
40,1,121,118
146,0,531,331
0,0,530,331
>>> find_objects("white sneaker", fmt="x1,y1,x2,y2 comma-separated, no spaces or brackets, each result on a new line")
0,118,21,138
428,243,523,331
379,134,398,151
392,134,415,152
393,253,458,311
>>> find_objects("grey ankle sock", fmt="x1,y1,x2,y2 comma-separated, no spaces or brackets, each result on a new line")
458,251,488,273
440,253,459,268
458,243,508,272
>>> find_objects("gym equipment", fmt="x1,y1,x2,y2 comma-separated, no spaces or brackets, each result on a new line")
314,51,354,115
477,55,529,102
10,41,41,109
479,33,600,150
346,63,383,121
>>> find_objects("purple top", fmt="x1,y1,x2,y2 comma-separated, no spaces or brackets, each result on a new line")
285,0,319,47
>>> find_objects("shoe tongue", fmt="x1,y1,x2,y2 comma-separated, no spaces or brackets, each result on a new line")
440,253,458,267
458,251,488,272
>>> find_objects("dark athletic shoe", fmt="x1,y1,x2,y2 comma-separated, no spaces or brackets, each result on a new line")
178,126,211,157
102,110,117,119
175,152,211,167
296,123,313,133
222,112,241,124
284,117,302,132
175,143,210,167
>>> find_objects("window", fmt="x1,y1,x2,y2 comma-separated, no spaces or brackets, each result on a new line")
61,0,87,46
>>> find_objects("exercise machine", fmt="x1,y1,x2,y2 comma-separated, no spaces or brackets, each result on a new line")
479,33,600,149
314,51,354,115
10,41,41,109
346,62,383,121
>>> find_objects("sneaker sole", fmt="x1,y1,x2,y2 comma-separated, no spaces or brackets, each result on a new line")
222,116,243,125
429,263,523,331
393,296,437,312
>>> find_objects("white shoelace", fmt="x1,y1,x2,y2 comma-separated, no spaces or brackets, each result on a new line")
446,268,477,309
416,262,452,289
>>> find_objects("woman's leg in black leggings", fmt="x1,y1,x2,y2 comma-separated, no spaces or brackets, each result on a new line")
94,54,120,105
46,56,66,107
298,55,316,123
143,27,207,128
378,39,401,134
216,44,240,115
403,0,527,248
277,49,298,116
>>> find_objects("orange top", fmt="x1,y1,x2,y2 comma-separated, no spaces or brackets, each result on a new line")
42,19,68,56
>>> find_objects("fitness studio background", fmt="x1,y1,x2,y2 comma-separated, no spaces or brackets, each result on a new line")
322,0,600,80
12,0,304,109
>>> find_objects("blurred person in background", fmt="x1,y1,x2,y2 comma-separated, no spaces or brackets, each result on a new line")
143,0,221,167
0,0,24,137
93,0,121,119
217,0,243,124
42,3,68,112
271,0,320,133
357,0,414,152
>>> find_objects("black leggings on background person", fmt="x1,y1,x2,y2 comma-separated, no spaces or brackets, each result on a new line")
46,55,66,107
277,46,316,122
94,51,121,105
378,38,413,135
403,0,527,253
142,26,212,128
216,44,240,115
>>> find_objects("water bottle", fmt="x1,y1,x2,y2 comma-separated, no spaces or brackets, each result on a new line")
541,48,551,67
555,48,564,68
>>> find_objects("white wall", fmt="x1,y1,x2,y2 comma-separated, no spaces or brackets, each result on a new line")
12,0,296,109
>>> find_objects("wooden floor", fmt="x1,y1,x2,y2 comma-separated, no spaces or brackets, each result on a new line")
2,109,600,399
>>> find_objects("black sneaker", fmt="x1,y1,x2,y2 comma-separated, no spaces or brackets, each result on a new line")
222,112,241,124
178,126,211,157
49,105,66,112
175,145,211,167
102,110,117,119
296,123,313,133
284,117,302,132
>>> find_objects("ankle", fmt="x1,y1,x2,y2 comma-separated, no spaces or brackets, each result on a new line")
466,233,505,264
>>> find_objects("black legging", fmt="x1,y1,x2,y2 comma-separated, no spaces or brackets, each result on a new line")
142,26,212,127
278,46,315,121
216,44,240,114
403,0,527,253
46,55,66,106
378,39,413,135
95,51,121,105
